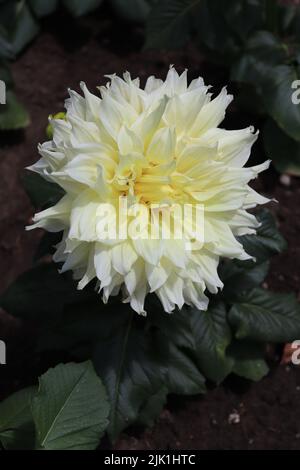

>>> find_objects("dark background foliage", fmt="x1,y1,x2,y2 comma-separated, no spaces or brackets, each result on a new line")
0,0,300,451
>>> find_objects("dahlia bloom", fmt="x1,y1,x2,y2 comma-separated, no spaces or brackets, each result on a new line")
27,68,270,314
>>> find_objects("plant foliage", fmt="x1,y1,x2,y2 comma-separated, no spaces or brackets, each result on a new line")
145,0,300,174
0,362,109,450
1,179,299,446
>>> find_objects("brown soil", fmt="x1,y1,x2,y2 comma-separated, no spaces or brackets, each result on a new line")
0,9,300,450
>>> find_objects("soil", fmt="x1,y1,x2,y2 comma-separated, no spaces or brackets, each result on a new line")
0,8,300,451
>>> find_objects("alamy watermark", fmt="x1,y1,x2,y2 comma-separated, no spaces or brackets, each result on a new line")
291,340,300,365
0,85,7,364
0,84,7,362
0,79,6,105
0,340,6,365
94,197,204,250
292,80,300,105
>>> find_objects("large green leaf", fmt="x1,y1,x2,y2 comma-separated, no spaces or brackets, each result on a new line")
220,259,269,301
195,0,263,64
217,208,286,310
62,0,103,17
35,296,117,355
93,310,167,442
136,386,168,427
9,0,39,55
289,5,300,41
231,30,288,81
0,90,30,130
22,171,65,208
111,0,155,22
37,294,203,400
262,64,300,143
0,263,92,322
0,27,14,60
188,302,233,383
165,341,206,394
28,0,59,17
0,60,13,87
231,32,300,143
145,0,199,49
221,0,264,42
38,294,206,408
231,43,284,99
228,341,269,382
149,301,233,384
278,3,297,35
228,288,300,343
237,209,287,264
31,361,109,450
0,387,36,450
263,118,300,175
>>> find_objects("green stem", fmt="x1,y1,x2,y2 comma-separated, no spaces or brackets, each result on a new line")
110,309,134,440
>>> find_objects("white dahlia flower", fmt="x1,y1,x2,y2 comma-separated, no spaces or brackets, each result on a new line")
27,67,270,315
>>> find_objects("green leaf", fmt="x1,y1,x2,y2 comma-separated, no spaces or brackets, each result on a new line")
165,341,206,394
231,31,288,85
262,64,300,143
189,302,233,383
28,0,59,17
0,28,14,60
0,387,36,450
222,0,264,42
195,1,238,63
62,0,103,17
278,3,300,40
22,171,65,208
278,3,297,35
93,309,167,442
195,0,263,64
0,60,13,87
9,0,39,55
149,301,233,384
35,297,114,354
238,209,287,264
137,386,168,427
0,263,92,322
0,0,18,29
31,361,109,450
228,341,269,382
145,0,199,49
228,288,300,343
220,259,269,301
111,0,154,23
38,295,206,412
231,32,300,143
0,90,30,130
244,30,287,65
263,118,300,175
220,209,286,301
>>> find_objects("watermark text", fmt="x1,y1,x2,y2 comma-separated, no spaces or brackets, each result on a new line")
0,340,6,365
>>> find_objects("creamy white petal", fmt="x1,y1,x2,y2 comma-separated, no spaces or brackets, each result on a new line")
26,195,72,232
146,127,176,164
189,87,233,136
27,68,270,315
